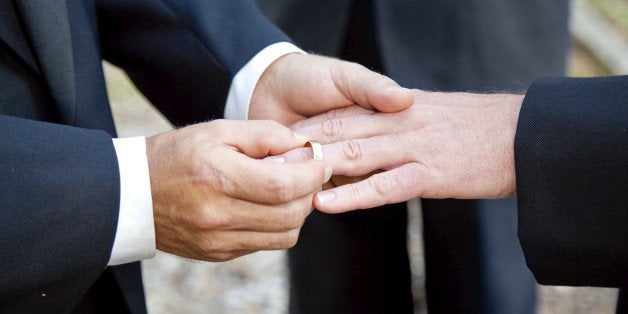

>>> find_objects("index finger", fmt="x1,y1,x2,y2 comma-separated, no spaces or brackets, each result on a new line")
213,119,310,158
215,149,332,204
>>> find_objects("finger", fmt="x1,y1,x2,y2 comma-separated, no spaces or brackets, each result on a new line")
198,249,257,263
265,147,312,164
293,109,417,144
215,192,316,233
280,134,411,177
191,249,259,263
295,114,382,144
212,119,310,158
290,105,373,130
225,228,303,251
216,150,332,204
313,163,425,213
332,61,413,113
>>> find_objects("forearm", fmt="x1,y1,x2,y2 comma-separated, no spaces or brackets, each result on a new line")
0,115,119,310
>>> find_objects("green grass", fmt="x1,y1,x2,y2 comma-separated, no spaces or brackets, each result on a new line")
585,0,628,35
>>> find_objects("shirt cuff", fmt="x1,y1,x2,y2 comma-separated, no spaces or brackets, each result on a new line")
109,137,156,266
224,42,306,120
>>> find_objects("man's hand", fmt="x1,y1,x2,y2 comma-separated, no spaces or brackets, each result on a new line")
249,53,413,125
146,120,331,261
280,90,524,213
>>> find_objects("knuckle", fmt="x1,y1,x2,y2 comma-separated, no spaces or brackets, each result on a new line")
287,230,300,248
285,206,308,230
341,139,364,162
210,119,228,130
259,119,282,131
280,230,300,249
269,177,296,202
368,175,393,198
197,240,220,257
325,108,343,121
283,210,299,230
207,166,234,194
254,120,285,134
347,183,363,202
200,240,242,261
423,170,447,199
321,118,343,139
199,211,233,230
210,252,235,262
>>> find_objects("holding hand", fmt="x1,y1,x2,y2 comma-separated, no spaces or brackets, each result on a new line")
249,53,413,125
282,90,524,213
146,120,331,261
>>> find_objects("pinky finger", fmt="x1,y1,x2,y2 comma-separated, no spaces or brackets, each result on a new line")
313,163,426,213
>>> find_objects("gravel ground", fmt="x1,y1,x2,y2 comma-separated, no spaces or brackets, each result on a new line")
105,63,619,314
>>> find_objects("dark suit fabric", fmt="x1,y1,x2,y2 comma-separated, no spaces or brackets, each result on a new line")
0,0,289,313
256,0,570,313
516,76,628,287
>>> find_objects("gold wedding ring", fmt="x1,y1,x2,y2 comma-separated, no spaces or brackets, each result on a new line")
305,141,324,160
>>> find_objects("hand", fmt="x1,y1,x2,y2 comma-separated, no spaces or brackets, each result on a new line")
249,53,413,125
146,120,331,261
282,90,524,213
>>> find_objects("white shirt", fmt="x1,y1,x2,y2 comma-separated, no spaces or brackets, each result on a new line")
108,42,304,265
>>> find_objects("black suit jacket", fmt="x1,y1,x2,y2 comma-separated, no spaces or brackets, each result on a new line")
0,0,290,313
516,75,628,288
257,0,570,91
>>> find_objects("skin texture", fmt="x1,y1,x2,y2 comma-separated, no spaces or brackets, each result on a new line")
144,53,412,262
280,90,524,213
147,120,331,262
249,53,413,125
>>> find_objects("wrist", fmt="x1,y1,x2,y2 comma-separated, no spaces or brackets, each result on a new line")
504,94,524,196
249,53,301,122
224,42,304,121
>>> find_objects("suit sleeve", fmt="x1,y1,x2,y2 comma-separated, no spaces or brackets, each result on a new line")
515,75,628,287
0,115,120,312
95,0,292,126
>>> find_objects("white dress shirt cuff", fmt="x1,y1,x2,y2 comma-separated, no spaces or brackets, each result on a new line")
224,42,305,120
109,137,156,266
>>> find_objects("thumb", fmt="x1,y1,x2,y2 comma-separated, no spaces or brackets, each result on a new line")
335,61,413,113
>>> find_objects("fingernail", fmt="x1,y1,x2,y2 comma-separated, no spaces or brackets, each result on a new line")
324,166,333,182
317,191,336,203
293,132,309,141
266,156,286,163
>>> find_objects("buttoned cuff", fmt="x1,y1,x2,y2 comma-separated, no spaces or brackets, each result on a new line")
224,42,305,120
109,137,155,265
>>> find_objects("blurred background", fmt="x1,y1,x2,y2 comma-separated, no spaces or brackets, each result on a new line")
104,0,627,313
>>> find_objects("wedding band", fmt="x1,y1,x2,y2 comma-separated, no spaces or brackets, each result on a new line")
305,141,324,160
